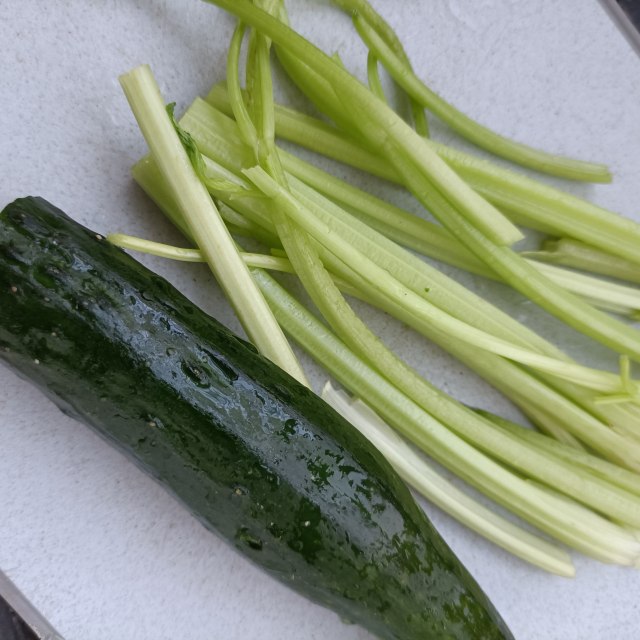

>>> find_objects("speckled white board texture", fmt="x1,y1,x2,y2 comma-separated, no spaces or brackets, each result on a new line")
1,1,639,639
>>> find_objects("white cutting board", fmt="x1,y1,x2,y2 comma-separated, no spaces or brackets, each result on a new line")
1,1,639,638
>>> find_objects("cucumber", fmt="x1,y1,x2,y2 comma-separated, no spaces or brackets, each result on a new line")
0,197,513,640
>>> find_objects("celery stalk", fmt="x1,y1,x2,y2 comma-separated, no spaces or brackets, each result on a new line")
119,65,308,385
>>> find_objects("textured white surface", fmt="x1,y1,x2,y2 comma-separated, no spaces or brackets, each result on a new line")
1,1,640,639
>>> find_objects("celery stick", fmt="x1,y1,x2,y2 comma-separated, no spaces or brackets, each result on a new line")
366,52,386,102
107,234,294,273
531,262,640,317
119,65,307,385
227,21,260,153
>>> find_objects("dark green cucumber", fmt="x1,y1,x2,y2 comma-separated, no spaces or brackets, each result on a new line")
0,197,513,640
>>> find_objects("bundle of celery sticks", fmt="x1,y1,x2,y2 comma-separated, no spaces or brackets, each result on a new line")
115,0,640,576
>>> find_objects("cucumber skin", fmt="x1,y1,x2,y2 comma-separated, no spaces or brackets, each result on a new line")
0,197,512,640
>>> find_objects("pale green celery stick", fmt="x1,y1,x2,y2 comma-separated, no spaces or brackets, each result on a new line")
366,50,428,137
524,238,640,287
350,12,610,183
252,268,640,564
478,411,640,497
207,83,640,267
107,233,292,271
331,0,429,136
244,27,261,128
344,218,639,317
119,65,307,385
106,230,363,302
531,262,640,317
108,234,204,262
247,166,636,394
322,383,573,576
